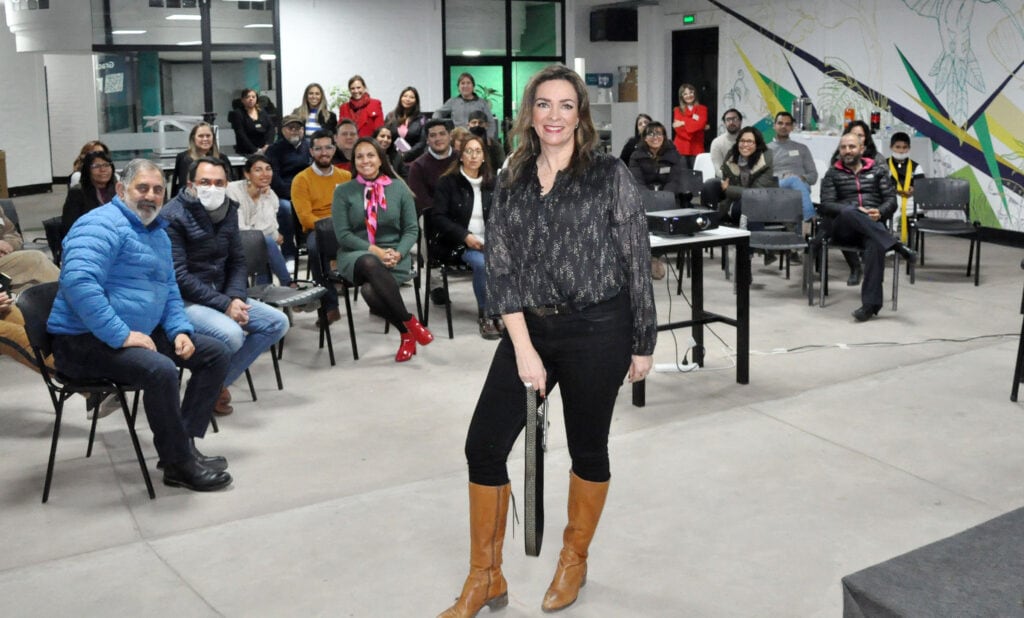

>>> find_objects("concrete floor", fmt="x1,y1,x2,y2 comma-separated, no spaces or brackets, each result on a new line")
2,186,1023,617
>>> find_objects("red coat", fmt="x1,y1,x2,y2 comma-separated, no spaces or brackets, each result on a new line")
339,95,384,137
672,104,708,156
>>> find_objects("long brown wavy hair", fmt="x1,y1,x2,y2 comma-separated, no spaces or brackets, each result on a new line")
505,65,599,184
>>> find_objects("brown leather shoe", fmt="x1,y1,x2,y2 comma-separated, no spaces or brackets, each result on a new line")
214,387,233,416
541,472,610,612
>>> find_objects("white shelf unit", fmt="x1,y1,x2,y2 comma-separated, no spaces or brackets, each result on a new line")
590,102,639,158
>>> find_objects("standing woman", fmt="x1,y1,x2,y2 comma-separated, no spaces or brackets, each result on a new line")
61,150,117,237
229,88,274,155
618,112,652,165
371,125,408,179
226,154,293,287
434,72,498,139
293,82,337,137
332,137,433,362
437,65,656,617
672,83,708,167
385,86,429,162
430,134,497,340
171,122,233,197
338,74,384,138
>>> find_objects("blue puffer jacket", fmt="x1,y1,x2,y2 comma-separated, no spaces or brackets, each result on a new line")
47,197,194,348
161,190,248,312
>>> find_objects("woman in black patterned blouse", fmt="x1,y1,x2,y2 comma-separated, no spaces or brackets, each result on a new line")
438,65,657,618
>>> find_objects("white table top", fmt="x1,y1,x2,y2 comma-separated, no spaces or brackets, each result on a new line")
649,226,750,248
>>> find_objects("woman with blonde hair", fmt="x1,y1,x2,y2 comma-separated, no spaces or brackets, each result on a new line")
170,122,233,196
293,82,337,137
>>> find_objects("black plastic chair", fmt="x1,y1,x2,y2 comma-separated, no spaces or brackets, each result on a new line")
666,168,704,205
1011,259,1024,402
910,178,980,286
741,188,813,301
16,282,155,503
313,218,360,362
814,220,909,311
239,228,329,376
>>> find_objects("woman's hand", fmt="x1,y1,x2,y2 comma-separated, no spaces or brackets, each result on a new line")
464,233,484,251
627,355,653,383
672,119,684,128
515,344,547,398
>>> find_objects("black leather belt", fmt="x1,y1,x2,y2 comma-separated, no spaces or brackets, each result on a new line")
523,303,574,317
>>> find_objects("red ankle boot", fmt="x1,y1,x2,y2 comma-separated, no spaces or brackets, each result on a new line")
403,316,434,346
395,332,416,362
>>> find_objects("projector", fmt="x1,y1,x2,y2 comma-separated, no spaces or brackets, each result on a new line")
646,208,721,236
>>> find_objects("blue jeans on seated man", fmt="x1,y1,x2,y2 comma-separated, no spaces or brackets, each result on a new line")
184,299,289,388
306,230,339,310
256,234,293,287
778,175,815,221
51,329,230,465
461,248,486,311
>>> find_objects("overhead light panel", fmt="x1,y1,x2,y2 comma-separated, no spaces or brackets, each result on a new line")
177,40,202,46
244,24,273,28
166,14,201,21
462,50,481,57
259,53,276,60
112,30,147,35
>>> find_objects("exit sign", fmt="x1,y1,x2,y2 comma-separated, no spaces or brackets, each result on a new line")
683,14,696,25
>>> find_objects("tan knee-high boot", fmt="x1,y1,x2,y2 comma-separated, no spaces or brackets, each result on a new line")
438,482,511,618
541,472,610,613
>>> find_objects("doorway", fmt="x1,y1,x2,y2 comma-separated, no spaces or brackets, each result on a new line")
671,27,719,153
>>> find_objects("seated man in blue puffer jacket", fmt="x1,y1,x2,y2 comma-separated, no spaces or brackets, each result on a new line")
48,159,233,492
161,156,289,414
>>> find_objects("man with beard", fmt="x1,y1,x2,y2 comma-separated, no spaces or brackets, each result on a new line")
162,157,289,415
709,108,742,174
408,119,457,215
768,111,818,221
46,159,233,492
819,133,917,322
266,114,311,262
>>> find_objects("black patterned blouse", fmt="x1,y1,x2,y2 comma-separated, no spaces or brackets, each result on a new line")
484,153,657,355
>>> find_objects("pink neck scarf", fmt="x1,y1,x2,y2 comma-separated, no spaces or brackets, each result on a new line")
357,174,392,244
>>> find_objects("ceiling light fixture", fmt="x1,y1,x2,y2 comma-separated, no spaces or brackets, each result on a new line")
462,50,481,57
112,30,147,35
166,15,201,21
244,24,273,28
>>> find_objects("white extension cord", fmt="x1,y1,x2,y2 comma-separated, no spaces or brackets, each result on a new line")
654,362,700,373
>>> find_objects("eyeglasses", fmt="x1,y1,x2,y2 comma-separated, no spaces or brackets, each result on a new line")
311,145,336,152
196,179,227,188
90,162,113,170
738,139,756,145
723,117,741,123
645,132,665,138
462,148,484,157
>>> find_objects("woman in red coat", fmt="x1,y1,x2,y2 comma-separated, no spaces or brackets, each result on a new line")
672,82,707,167
338,74,384,137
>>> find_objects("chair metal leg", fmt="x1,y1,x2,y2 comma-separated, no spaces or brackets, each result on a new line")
414,268,423,324
244,369,257,402
342,286,359,361
271,348,283,390
442,267,454,339
86,396,100,457
1012,315,1024,402
891,254,899,311
819,242,829,308
209,414,219,433
423,264,432,327
973,238,981,286
42,398,65,503
113,385,155,499
317,305,336,366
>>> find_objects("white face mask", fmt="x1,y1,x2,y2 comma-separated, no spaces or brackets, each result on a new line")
890,152,909,161
196,185,226,211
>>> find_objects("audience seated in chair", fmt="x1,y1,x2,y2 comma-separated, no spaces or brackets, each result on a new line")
226,154,294,287
628,121,688,192
0,211,60,293
701,126,777,226
162,156,289,415
46,158,233,492
61,150,118,238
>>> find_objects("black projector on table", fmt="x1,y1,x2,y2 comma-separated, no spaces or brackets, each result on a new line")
646,208,721,236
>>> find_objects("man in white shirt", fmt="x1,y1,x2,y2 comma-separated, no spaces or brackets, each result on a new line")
708,108,742,175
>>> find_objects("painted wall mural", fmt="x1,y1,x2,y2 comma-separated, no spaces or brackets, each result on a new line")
706,0,1024,232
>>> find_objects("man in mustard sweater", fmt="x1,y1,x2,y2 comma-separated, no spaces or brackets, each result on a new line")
291,129,352,321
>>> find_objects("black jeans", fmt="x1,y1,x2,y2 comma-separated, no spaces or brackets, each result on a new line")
465,294,633,486
828,207,898,308
52,329,230,465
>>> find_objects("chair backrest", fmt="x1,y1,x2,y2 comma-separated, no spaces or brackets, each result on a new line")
15,281,59,359
41,216,64,266
313,217,338,279
913,178,971,218
666,168,703,200
640,189,677,213
693,152,716,180
742,188,803,226
238,229,271,282
0,199,23,237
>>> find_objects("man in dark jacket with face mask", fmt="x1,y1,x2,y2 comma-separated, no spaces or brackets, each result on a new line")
162,157,289,414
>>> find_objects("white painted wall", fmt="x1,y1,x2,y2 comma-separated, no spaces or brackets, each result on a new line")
44,53,99,180
0,8,52,190
278,0,444,115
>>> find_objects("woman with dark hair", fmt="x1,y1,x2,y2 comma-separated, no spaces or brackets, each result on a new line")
702,126,776,225
672,83,708,167
430,134,497,339
338,74,384,137
170,122,233,197
434,72,498,138
437,65,655,617
830,119,878,163
331,137,432,362
619,112,652,164
61,150,117,236
384,86,428,162
371,125,408,179
226,154,293,287
229,88,274,155
628,120,687,190
293,82,338,137
69,140,110,187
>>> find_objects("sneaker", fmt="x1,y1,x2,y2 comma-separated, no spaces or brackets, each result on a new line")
479,318,501,341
